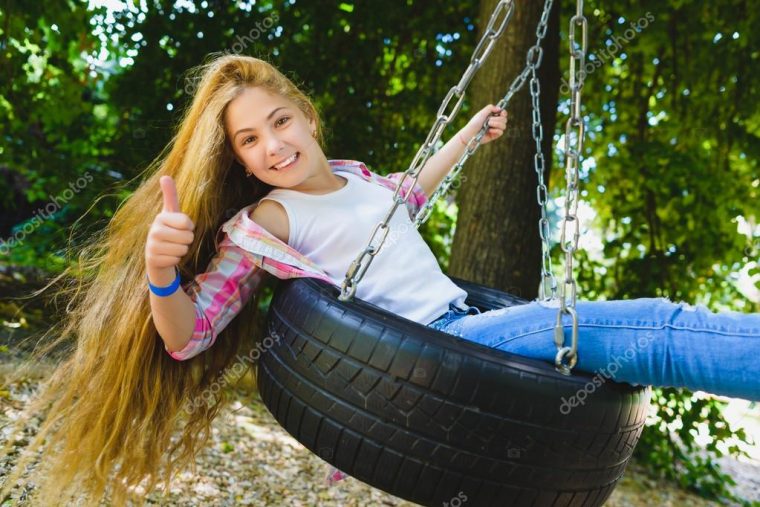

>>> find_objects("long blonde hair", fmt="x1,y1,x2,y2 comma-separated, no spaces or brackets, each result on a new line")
0,53,326,505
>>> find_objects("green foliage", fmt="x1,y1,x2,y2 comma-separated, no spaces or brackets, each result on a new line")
573,0,759,307
421,198,460,272
562,0,759,501
635,388,757,505
0,2,123,272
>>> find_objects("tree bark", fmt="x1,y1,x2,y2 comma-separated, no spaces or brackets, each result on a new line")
449,0,560,301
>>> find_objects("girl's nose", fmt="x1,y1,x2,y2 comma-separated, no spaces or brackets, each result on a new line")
267,135,286,155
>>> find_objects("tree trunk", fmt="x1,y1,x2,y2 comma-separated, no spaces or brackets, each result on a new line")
449,0,560,301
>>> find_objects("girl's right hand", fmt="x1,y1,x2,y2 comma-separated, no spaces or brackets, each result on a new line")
145,176,196,271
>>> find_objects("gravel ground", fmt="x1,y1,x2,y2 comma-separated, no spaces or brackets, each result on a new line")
1,359,758,507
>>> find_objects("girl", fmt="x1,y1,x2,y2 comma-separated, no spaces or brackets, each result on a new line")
0,53,757,505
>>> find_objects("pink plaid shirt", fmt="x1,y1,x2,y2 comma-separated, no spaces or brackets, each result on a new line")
163,159,428,362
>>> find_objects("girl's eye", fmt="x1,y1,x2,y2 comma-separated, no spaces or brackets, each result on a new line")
242,117,289,146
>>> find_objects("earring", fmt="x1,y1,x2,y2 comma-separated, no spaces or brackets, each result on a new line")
312,130,317,138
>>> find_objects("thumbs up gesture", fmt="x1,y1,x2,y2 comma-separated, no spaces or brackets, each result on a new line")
145,176,196,272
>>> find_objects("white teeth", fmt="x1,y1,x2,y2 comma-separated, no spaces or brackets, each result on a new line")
272,153,298,170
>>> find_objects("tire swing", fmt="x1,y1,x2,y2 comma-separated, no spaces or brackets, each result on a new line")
256,1,652,506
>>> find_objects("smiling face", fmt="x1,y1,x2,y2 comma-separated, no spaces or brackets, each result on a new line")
224,86,322,188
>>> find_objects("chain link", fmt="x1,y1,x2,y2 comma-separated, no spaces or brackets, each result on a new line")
338,0,516,302
554,0,587,375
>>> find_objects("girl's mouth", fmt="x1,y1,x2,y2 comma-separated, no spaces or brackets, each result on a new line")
271,152,300,171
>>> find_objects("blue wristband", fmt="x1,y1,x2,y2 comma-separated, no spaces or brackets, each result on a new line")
147,266,181,297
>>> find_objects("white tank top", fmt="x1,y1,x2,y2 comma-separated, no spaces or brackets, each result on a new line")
259,170,468,325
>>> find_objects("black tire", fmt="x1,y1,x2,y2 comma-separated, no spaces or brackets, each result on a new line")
257,277,651,507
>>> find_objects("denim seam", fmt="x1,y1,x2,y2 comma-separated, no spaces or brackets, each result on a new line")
493,322,760,346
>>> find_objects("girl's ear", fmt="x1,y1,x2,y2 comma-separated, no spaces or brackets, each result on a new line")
235,157,252,177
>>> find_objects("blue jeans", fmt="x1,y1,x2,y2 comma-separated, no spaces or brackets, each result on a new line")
428,297,760,401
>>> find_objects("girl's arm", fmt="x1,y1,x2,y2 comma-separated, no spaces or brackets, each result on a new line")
414,131,469,199
416,105,508,198
148,265,198,355
151,235,264,361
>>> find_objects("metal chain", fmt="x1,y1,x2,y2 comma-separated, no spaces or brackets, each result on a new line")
338,0,516,302
553,0,587,376
527,0,557,305
415,0,555,307
412,0,558,306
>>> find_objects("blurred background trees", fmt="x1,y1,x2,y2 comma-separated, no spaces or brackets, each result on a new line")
1,0,758,503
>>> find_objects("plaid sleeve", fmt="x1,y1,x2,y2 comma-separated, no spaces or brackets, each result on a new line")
383,172,429,219
164,234,263,361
